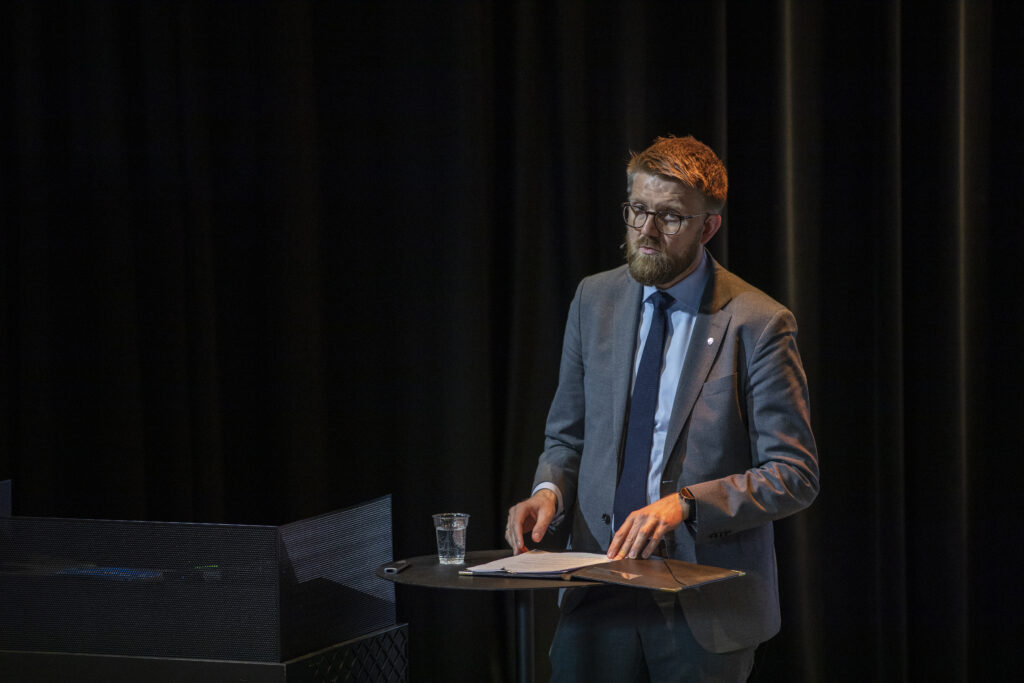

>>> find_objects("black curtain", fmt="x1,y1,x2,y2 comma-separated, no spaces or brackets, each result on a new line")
2,1,1021,681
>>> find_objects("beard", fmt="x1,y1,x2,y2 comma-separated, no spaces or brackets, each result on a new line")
625,232,699,286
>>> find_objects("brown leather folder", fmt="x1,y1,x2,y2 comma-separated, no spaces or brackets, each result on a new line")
571,557,743,592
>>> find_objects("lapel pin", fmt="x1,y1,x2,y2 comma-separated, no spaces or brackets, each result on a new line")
707,337,714,345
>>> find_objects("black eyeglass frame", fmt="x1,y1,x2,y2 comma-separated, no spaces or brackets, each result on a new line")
621,202,712,236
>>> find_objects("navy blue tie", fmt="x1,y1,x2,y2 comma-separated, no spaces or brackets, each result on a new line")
613,290,674,531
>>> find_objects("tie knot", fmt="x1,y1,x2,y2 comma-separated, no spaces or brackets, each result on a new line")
648,291,674,312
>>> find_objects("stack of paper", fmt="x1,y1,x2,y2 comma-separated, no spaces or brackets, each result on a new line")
465,550,610,576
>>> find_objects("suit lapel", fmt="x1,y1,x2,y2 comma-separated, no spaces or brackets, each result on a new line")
663,260,734,467
664,310,731,455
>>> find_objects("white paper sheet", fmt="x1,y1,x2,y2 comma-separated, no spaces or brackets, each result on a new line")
465,550,610,575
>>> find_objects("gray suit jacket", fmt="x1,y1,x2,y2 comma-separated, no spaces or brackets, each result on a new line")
533,255,820,653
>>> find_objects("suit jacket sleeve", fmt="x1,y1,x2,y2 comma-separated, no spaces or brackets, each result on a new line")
684,304,819,543
532,279,586,519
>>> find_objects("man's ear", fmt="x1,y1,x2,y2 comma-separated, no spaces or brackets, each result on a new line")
700,214,722,244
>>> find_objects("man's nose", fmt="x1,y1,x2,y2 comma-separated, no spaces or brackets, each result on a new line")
638,213,661,237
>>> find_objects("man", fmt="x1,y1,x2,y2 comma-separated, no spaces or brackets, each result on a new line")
506,135,819,682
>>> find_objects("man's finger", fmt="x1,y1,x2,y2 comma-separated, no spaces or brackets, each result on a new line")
531,505,554,542
625,519,661,559
641,533,661,559
607,518,630,558
627,529,646,559
506,507,525,553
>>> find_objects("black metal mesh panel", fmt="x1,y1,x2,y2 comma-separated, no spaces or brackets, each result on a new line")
0,491,398,665
0,515,282,661
291,625,408,683
0,624,409,682
278,495,396,660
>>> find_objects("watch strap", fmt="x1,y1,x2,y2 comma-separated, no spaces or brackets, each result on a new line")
679,487,696,523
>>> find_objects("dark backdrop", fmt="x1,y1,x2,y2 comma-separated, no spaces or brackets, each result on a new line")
2,1,1021,681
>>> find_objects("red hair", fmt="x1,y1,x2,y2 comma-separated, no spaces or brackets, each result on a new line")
627,135,728,211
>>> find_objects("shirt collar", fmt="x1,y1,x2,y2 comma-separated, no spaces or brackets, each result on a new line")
642,249,710,313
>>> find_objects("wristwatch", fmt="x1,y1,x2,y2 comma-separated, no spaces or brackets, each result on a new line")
678,487,696,523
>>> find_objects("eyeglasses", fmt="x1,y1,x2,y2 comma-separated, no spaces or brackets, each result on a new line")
621,202,710,236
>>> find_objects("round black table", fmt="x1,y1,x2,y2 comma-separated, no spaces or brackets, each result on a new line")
376,549,599,683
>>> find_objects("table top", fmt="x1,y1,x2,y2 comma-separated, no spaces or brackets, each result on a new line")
376,549,600,591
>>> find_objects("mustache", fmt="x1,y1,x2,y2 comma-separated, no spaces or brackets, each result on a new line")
625,236,661,251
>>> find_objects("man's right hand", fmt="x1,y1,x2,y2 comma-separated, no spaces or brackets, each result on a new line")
505,489,557,555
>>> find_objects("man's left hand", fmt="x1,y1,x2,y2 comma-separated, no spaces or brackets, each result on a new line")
606,493,688,560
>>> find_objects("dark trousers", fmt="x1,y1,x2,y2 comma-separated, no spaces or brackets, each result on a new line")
549,585,756,683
